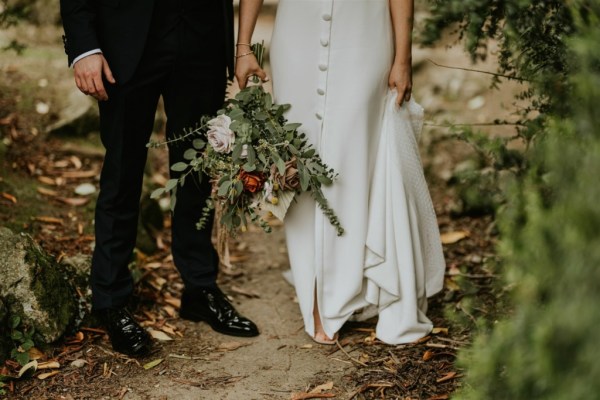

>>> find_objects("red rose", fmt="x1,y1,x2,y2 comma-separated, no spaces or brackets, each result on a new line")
239,171,264,193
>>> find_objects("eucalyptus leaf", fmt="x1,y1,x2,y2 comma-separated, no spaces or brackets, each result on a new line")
232,142,243,161
192,139,206,150
246,145,257,164
150,188,165,199
264,92,273,109
284,123,302,132
303,149,316,158
276,157,286,176
317,175,333,185
183,149,197,160
165,179,178,191
218,181,231,197
171,162,188,172
243,162,257,172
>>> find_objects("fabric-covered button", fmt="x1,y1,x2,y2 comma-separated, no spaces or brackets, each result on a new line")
319,64,328,71
322,14,332,21
320,38,329,47
317,88,325,96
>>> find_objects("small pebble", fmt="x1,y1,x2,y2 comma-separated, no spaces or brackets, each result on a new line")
70,359,86,368
74,183,96,196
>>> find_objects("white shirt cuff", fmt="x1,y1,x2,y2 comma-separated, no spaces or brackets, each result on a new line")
71,49,102,68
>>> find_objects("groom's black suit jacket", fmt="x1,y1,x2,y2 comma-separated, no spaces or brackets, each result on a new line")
60,0,234,83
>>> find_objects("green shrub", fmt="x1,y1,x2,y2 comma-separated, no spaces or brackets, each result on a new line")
454,3,600,399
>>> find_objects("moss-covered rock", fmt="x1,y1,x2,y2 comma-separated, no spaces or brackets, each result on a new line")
0,227,78,349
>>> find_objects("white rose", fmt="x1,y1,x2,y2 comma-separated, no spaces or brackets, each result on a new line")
207,115,235,153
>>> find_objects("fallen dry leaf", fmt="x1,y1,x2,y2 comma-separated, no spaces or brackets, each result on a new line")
164,298,181,309
230,285,260,298
440,231,470,245
1,192,17,203
69,155,83,170
310,381,334,393
33,216,64,225
217,341,251,352
436,371,458,383
423,350,435,361
28,347,45,361
160,326,176,336
18,360,38,378
413,335,431,345
432,327,449,335
148,329,173,342
37,187,59,197
444,277,461,292
38,370,60,380
59,170,98,179
37,361,60,370
290,393,336,400
37,176,56,185
162,305,177,318
143,359,163,370
56,197,90,206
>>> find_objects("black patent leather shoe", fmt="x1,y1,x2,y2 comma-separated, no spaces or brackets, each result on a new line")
97,307,151,356
179,286,259,337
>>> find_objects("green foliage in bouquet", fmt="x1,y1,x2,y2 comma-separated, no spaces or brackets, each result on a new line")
149,44,343,236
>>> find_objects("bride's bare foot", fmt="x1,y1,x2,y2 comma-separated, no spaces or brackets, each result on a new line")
312,298,338,345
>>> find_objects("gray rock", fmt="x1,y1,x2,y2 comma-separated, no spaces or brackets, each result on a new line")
0,227,78,345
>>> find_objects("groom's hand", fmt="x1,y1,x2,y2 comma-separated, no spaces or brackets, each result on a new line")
235,54,269,90
73,53,116,101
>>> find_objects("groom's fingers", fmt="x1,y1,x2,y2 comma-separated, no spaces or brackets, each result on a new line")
92,75,108,101
102,57,116,85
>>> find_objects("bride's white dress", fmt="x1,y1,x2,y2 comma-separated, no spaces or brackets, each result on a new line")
270,0,446,344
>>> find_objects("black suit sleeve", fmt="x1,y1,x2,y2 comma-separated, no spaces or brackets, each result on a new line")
60,0,100,66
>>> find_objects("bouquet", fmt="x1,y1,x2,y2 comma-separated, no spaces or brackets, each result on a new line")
148,44,343,236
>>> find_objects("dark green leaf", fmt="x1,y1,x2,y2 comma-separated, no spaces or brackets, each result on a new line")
15,353,29,367
10,315,20,329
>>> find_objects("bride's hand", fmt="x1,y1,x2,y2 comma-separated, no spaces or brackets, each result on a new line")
388,61,412,107
235,53,269,90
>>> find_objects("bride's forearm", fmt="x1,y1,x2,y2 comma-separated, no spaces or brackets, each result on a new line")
389,0,414,65
238,0,264,48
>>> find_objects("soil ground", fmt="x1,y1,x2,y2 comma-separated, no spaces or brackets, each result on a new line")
0,4,523,399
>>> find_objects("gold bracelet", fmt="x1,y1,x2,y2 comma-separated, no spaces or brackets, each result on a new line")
236,43,252,47
235,51,254,59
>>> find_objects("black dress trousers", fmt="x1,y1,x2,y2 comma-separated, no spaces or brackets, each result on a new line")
91,0,226,310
